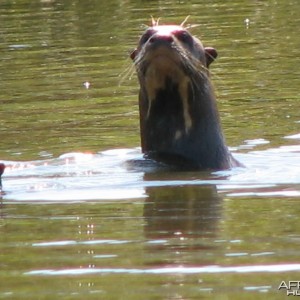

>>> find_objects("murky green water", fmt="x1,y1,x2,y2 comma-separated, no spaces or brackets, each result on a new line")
1,0,300,299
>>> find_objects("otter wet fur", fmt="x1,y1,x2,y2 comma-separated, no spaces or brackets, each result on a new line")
131,19,242,170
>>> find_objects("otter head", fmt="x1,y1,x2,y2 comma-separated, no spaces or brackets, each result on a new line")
131,25,217,71
131,23,236,170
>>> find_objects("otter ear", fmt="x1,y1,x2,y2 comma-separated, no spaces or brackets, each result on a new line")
205,47,218,67
130,48,138,60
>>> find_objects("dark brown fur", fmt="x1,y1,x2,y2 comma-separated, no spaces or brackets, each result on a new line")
131,24,241,170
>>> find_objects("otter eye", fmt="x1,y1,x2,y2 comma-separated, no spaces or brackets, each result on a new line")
175,30,193,45
140,29,155,45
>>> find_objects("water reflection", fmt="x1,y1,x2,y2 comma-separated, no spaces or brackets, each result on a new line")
144,184,222,240
1,0,300,298
143,182,223,269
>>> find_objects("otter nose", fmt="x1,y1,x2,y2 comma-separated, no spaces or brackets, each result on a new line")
149,34,174,44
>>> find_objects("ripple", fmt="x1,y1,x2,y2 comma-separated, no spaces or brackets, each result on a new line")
243,286,271,292
228,190,300,197
33,239,130,247
1,145,300,202
25,264,300,276
285,133,300,140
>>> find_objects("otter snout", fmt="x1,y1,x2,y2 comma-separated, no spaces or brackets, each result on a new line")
148,33,174,45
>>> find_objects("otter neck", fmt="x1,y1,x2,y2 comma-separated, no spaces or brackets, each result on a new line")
139,75,232,170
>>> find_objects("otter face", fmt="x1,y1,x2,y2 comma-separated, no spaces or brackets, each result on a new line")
131,25,217,71
132,25,218,135
131,26,218,117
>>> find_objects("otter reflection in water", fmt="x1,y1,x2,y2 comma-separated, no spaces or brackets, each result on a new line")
144,183,222,241
131,19,242,170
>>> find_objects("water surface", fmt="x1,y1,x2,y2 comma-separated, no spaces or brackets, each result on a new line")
1,0,300,299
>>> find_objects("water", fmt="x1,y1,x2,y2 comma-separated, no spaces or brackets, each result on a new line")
1,0,300,299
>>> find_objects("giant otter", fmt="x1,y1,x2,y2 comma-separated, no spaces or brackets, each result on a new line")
131,20,242,170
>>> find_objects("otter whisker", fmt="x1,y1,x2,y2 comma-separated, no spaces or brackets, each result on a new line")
185,24,201,30
118,62,136,87
132,54,146,74
180,15,190,27
151,16,160,27
151,16,156,27
141,24,149,30
173,41,208,78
